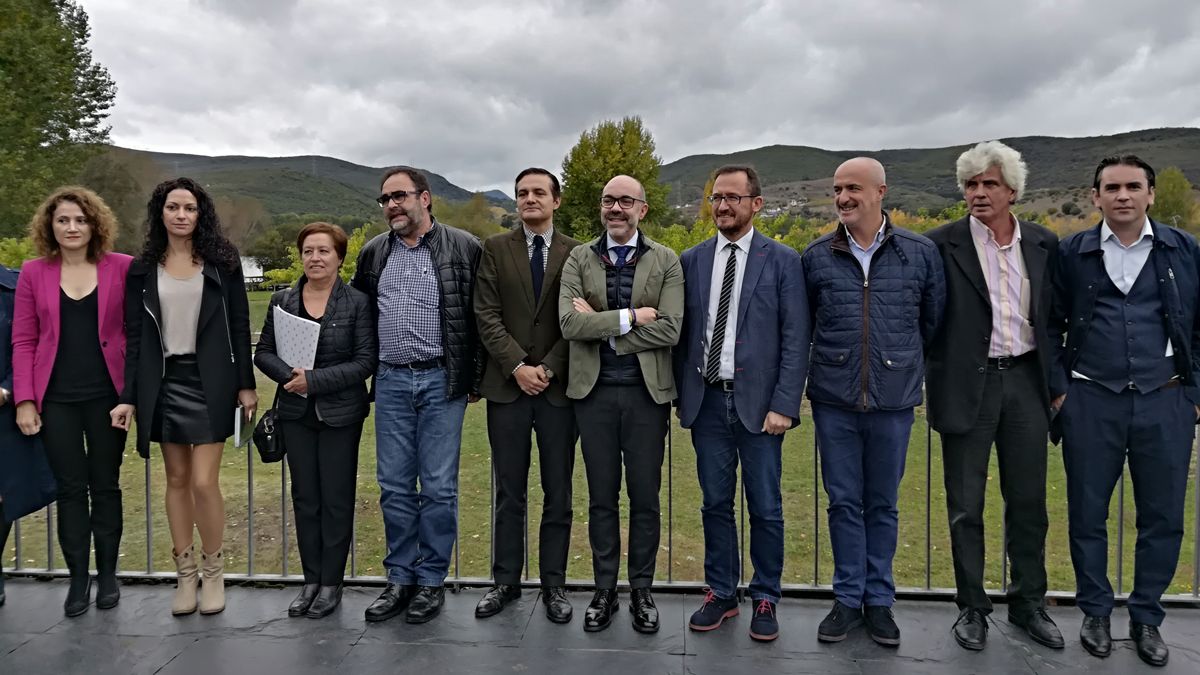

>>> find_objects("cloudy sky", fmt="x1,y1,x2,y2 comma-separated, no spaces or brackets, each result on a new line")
84,0,1200,194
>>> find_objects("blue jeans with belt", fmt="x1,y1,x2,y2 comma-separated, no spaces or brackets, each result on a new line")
374,363,468,586
812,403,914,609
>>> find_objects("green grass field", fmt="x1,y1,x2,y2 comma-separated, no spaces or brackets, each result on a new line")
4,290,1197,596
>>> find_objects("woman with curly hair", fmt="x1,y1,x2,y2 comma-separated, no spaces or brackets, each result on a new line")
11,187,133,616
109,177,257,617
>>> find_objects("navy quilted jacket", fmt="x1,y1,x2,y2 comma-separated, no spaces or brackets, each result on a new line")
801,217,945,411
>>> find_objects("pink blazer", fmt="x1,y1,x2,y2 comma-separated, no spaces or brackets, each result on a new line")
11,253,134,411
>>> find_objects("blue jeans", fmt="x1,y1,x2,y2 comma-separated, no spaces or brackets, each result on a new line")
374,364,468,586
691,386,785,602
812,403,914,608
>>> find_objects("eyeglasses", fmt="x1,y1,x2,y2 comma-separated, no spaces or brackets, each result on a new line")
376,190,424,207
706,194,757,205
600,195,646,209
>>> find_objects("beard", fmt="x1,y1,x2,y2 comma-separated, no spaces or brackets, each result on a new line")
389,205,425,235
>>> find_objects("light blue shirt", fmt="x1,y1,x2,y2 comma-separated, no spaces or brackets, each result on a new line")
846,217,887,278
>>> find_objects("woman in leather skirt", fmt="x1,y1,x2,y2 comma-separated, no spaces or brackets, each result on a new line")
111,178,256,617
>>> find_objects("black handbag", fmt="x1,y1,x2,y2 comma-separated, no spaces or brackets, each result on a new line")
253,389,285,463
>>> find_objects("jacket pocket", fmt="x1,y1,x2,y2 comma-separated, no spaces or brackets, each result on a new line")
811,345,849,366
881,350,919,370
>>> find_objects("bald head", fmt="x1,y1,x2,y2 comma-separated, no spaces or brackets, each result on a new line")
833,157,888,235
604,174,646,201
835,157,886,188
600,174,649,244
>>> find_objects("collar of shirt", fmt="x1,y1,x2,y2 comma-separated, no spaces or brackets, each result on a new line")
717,228,754,254
523,224,554,246
1100,217,1153,249
845,216,886,254
969,213,1022,250
606,230,639,253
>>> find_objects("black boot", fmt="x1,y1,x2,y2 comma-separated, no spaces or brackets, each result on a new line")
64,575,91,617
92,474,123,610
0,506,10,608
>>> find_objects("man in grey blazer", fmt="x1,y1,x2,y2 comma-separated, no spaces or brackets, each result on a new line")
675,165,810,642
925,141,1061,652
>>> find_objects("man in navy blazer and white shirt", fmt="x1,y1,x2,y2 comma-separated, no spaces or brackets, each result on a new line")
675,164,810,642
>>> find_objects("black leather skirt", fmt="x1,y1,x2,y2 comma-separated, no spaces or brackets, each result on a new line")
151,355,220,445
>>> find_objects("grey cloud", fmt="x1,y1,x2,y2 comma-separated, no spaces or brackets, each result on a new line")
87,0,1200,192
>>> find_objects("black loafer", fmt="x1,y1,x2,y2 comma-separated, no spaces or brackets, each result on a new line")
583,589,618,632
475,584,521,618
630,588,659,634
95,574,120,610
1130,622,1169,667
542,586,573,624
817,601,863,642
289,584,320,617
405,585,445,624
364,582,416,623
1009,608,1064,649
953,608,988,651
1079,614,1111,658
64,575,91,618
864,605,901,646
306,584,343,619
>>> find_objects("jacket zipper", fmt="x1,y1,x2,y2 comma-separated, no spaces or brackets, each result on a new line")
860,273,870,410
217,269,235,364
144,293,166,377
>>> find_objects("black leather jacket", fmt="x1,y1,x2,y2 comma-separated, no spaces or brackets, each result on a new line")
351,219,483,398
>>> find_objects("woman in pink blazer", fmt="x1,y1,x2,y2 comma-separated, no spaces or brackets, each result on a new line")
11,186,133,617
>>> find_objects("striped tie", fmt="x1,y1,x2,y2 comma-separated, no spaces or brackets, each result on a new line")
705,243,737,383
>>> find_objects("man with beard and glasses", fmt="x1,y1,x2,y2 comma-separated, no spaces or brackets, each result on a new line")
474,168,581,624
351,166,483,625
802,157,945,647
674,165,810,642
925,141,1062,652
558,174,683,634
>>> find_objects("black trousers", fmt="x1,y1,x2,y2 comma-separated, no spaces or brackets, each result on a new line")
575,383,668,589
940,357,1049,617
486,395,577,586
41,395,127,578
280,407,363,585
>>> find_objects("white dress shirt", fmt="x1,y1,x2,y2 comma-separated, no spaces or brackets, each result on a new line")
703,229,753,380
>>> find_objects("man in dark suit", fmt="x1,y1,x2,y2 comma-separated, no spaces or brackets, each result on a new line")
675,165,810,642
474,168,581,624
1049,155,1200,668
925,141,1062,652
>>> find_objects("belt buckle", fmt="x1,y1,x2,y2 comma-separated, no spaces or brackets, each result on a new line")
720,380,734,393
995,356,1014,370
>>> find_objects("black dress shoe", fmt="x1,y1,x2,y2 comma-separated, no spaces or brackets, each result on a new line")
475,584,521,618
583,589,618,632
95,574,120,610
817,601,863,642
1130,622,1169,667
364,583,416,622
307,584,343,619
1079,614,1111,658
630,588,659,634
289,584,320,617
405,585,445,624
542,586,572,624
64,575,91,617
1009,608,1064,649
953,608,988,651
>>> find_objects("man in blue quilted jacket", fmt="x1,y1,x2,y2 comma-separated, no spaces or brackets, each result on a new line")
801,157,945,647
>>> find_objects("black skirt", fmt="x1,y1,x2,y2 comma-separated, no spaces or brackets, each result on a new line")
151,355,221,445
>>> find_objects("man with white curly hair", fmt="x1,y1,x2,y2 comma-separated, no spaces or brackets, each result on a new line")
925,141,1063,652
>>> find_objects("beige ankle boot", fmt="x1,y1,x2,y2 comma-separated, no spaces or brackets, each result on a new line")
198,547,226,615
171,546,199,616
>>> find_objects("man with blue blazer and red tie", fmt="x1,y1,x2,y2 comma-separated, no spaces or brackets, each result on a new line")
1048,155,1200,668
675,165,810,642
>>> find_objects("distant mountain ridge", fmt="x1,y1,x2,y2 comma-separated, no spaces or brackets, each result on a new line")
659,127,1200,214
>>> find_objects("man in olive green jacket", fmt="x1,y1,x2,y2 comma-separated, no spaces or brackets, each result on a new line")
558,174,683,635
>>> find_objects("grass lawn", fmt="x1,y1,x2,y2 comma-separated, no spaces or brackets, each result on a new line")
4,290,1197,597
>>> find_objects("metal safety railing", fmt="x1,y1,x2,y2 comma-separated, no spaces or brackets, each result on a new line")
5,415,1200,606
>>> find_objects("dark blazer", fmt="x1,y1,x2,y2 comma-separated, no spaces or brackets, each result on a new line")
475,227,581,406
122,259,256,458
0,265,57,521
675,230,811,432
925,217,1058,434
254,277,377,427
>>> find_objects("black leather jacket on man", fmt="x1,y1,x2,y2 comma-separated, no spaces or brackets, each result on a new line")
351,219,483,399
